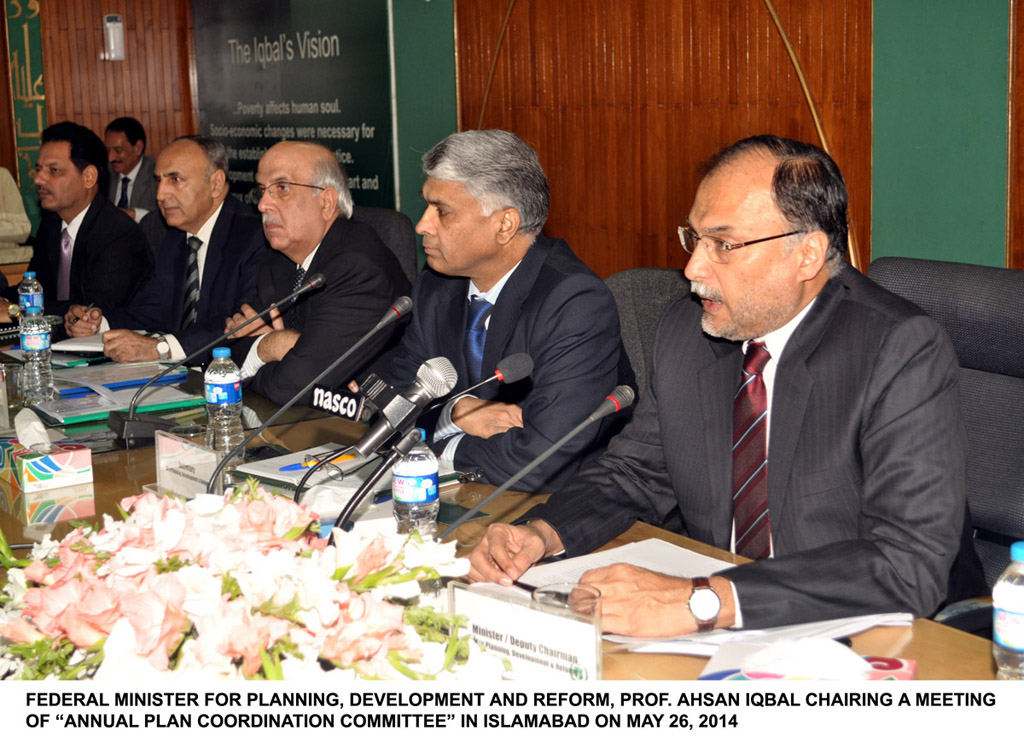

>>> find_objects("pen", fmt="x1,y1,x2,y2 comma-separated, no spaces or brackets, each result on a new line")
279,453,356,472
70,303,95,326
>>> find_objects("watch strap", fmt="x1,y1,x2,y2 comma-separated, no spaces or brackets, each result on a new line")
689,576,718,632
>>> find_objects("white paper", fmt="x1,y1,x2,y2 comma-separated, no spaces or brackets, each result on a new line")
52,333,104,352
521,538,737,587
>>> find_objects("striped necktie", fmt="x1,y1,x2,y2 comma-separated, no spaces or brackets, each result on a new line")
732,341,772,559
286,266,306,329
180,236,202,329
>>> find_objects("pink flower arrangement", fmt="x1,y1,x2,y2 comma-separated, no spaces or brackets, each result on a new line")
0,481,475,680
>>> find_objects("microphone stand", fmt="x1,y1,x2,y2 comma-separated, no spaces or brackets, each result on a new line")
108,274,326,448
205,299,412,493
435,387,634,541
329,428,422,541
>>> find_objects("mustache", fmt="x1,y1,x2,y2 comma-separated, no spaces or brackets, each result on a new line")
690,281,723,303
262,215,283,228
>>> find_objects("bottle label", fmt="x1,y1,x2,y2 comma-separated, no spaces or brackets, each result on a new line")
21,331,50,351
205,380,241,405
995,608,1024,651
392,472,439,504
19,293,43,311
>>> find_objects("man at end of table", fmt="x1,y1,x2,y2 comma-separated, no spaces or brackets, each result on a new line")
469,134,980,636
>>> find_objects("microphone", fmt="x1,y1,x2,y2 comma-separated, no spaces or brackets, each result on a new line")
422,352,534,416
204,297,412,493
435,385,635,541
350,357,458,457
108,272,327,448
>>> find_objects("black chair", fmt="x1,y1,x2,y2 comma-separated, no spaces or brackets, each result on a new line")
867,257,1024,598
352,205,418,285
605,267,689,402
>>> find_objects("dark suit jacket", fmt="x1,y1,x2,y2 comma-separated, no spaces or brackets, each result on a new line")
235,217,411,405
524,267,968,627
107,155,157,214
105,196,267,359
390,235,632,493
28,195,152,319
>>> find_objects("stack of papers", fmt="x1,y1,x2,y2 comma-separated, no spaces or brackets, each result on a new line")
32,385,204,425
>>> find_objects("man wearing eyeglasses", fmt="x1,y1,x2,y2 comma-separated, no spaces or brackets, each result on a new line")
65,136,267,364
469,134,981,636
224,141,410,405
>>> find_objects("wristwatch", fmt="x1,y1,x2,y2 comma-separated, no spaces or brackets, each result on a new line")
687,576,721,632
155,335,171,361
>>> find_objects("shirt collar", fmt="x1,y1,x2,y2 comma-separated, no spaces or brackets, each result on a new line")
300,242,321,273
745,296,818,363
467,260,522,305
62,202,90,242
188,201,225,247
124,158,143,182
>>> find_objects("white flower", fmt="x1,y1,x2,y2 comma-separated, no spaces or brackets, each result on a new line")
92,619,166,683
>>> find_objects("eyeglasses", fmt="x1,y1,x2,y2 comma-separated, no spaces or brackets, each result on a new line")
250,181,325,200
677,224,802,264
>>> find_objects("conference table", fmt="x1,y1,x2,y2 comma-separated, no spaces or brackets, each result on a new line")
0,407,998,680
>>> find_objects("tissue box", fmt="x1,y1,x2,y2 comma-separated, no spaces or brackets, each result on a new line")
0,438,94,493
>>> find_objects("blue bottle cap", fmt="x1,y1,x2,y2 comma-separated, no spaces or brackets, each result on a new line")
212,347,231,358
1012,541,1024,563
23,271,35,278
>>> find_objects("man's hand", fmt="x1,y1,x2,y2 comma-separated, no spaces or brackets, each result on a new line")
225,304,282,338
452,398,524,439
579,565,735,637
256,329,300,363
468,521,563,585
64,305,103,336
102,329,159,363
120,208,137,221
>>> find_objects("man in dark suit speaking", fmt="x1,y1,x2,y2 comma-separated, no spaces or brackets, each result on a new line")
66,136,267,364
225,141,409,405
469,135,972,636
389,130,630,493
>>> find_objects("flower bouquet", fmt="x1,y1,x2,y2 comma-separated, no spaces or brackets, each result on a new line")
0,480,493,680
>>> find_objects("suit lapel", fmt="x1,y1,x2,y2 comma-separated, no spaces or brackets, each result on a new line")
69,199,103,297
198,202,231,316
432,274,471,390
480,237,548,378
698,338,743,549
765,276,845,535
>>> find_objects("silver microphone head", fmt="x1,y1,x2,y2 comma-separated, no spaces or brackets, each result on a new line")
417,357,458,397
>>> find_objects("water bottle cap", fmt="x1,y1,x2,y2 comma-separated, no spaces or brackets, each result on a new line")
25,306,42,315
1012,541,1024,563
23,271,35,278
212,347,231,358
416,428,427,440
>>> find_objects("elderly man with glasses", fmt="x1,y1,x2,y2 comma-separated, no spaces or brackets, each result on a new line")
225,141,410,405
469,134,983,637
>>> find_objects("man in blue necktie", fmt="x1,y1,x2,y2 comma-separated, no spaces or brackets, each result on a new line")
388,130,632,493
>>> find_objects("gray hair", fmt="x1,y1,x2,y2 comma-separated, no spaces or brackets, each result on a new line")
309,147,353,219
423,130,549,235
172,135,229,179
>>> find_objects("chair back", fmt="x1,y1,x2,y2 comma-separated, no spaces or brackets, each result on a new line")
352,205,418,284
605,267,689,402
867,257,1024,587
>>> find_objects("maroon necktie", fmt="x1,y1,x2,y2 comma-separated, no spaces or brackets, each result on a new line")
732,341,771,559
57,227,73,301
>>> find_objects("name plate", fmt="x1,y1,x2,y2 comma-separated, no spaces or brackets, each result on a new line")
449,582,602,681
155,430,219,498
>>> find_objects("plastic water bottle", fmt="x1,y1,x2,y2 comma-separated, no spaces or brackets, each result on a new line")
19,306,56,405
17,271,44,316
392,428,439,536
993,541,1024,680
204,347,244,484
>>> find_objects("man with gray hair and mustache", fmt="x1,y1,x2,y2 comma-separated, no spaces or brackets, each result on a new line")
226,141,410,405
470,134,983,636
389,129,632,493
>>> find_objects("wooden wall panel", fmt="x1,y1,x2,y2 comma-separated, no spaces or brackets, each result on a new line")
1010,0,1022,270
455,0,872,278
38,0,196,159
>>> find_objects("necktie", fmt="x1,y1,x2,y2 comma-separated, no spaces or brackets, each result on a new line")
463,296,493,384
57,227,73,301
117,176,130,209
732,341,772,559
286,266,306,329
180,236,202,329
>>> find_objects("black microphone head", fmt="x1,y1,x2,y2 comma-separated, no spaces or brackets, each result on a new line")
608,385,635,411
495,353,534,383
305,273,326,289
